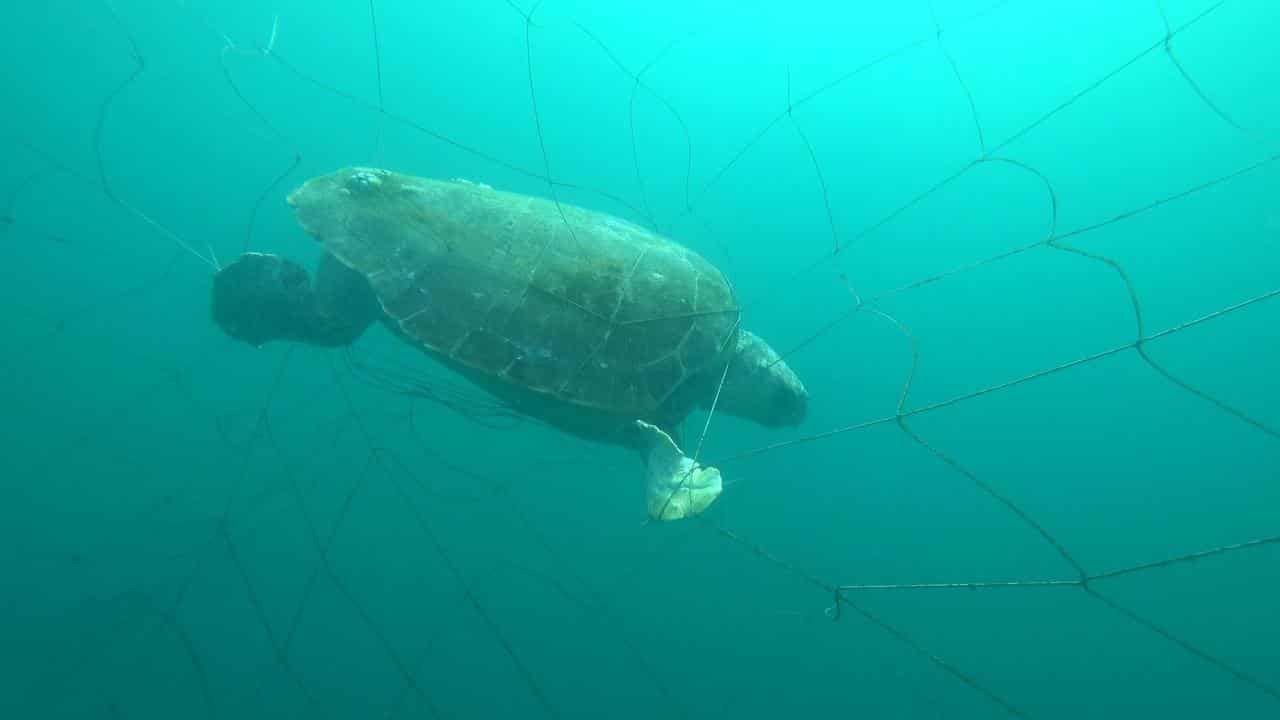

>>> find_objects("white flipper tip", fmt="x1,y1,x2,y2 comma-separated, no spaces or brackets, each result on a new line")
635,420,723,521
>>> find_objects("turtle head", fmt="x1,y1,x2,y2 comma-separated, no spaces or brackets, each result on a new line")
211,252,378,348
212,252,317,347
714,329,808,428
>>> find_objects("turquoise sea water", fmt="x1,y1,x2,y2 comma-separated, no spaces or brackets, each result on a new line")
2,1,1278,718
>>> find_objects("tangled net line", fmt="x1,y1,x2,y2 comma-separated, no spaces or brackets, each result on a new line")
2,0,1278,718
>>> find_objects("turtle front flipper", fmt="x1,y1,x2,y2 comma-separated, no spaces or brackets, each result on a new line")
635,420,722,521
212,251,379,347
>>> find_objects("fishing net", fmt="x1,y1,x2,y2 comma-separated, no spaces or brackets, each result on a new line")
2,1,1278,718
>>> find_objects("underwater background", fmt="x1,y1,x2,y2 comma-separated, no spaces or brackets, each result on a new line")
2,0,1278,717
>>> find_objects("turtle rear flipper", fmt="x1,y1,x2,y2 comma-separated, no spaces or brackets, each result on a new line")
635,420,722,521
212,252,379,347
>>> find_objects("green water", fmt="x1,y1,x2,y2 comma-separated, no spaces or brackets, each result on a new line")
2,1,1278,718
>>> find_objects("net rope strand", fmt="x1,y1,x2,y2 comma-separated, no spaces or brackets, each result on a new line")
731,140,1280,463
96,2,220,271
244,7,616,713
716,283,1280,466
213,12,303,255
1155,0,1278,144
288,14,555,715
10,345,298,720
732,0,1280,466
326,358,562,720
612,15,1025,707
570,20,699,232
838,534,1280,593
220,83,301,254
82,0,1280,696
267,0,1279,710
5,0,1274,712
708,522,1032,718
367,0,386,164
846,57,1280,691
786,66,840,256
685,0,1016,212
708,0,1280,708
930,0,987,156
5,7,656,716
739,1,1231,312
310,2,1021,708
67,8,1269,712
397,404,692,719
1,138,197,359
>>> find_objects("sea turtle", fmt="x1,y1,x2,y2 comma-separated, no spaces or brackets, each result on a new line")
212,167,807,520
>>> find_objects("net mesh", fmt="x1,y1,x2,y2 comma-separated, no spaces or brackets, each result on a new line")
2,0,1278,718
